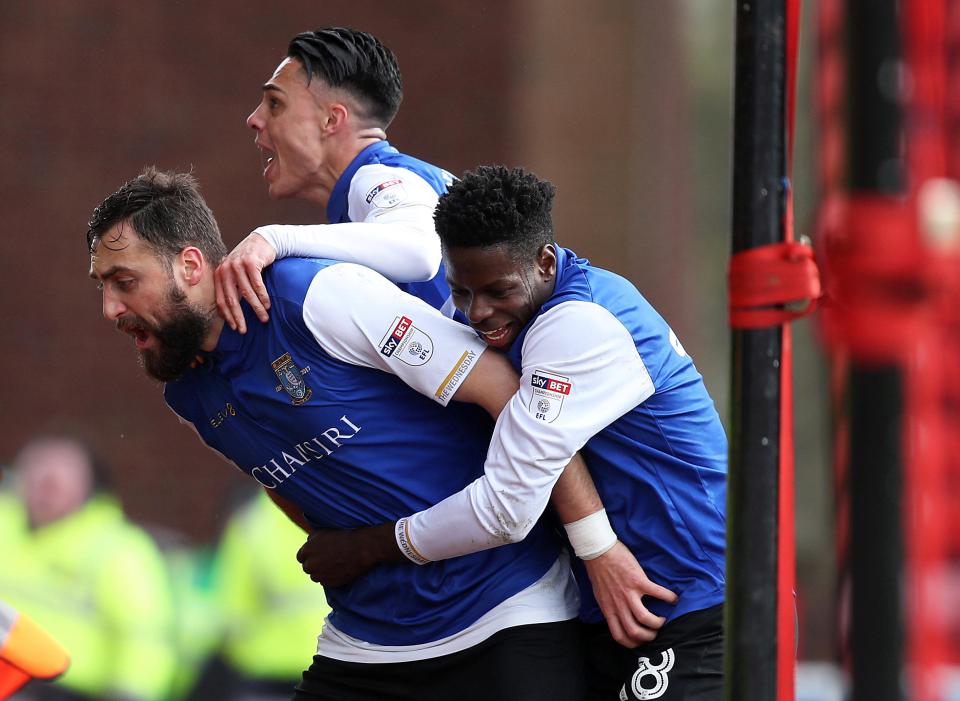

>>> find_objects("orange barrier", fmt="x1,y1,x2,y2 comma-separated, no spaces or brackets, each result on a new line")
0,660,30,700
0,602,69,700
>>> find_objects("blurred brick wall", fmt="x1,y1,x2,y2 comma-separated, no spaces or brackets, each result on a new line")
0,0,837,662
1,1,700,543
0,1,517,540
510,0,696,346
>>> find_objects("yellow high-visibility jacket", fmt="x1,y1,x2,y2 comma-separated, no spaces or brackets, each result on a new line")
214,491,331,682
0,492,176,700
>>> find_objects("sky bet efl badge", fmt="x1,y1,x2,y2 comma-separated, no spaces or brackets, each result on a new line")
365,179,405,209
379,316,434,366
529,370,572,423
272,352,313,405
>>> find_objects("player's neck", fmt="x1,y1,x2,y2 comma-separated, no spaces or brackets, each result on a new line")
305,132,387,209
337,130,386,173
200,315,226,352
356,127,386,144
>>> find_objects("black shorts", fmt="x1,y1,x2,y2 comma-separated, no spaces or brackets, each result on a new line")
293,619,585,701
581,604,723,701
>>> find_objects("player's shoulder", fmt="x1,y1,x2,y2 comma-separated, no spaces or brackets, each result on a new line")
264,257,344,301
555,255,659,328
565,257,639,303
280,261,399,321
350,162,430,188
553,269,674,359
349,163,439,206
163,374,204,421
523,270,644,363
530,299,628,345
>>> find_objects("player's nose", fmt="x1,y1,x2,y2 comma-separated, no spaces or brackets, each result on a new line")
246,105,265,131
102,291,126,321
466,296,494,325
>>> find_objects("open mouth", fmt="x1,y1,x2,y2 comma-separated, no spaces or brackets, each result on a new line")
257,142,276,178
476,323,513,347
119,321,153,350
129,328,152,350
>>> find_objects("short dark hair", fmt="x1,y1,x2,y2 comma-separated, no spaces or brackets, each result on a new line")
289,27,403,127
434,165,557,260
86,167,227,266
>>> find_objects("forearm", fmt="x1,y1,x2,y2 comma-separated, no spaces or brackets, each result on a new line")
553,453,619,561
400,448,610,564
550,452,603,523
334,522,407,567
450,347,519,417
402,392,575,562
256,219,440,283
401,305,653,563
296,522,407,587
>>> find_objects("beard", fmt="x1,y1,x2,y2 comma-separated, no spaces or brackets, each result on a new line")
118,285,214,382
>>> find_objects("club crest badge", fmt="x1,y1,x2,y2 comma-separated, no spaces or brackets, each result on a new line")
528,369,572,423
272,352,313,405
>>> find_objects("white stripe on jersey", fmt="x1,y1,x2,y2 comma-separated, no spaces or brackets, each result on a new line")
315,552,579,663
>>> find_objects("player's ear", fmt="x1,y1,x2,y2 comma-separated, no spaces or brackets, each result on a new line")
179,247,206,287
536,244,557,280
322,102,349,135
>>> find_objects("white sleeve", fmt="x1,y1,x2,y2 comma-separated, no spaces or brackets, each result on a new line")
255,165,441,283
301,262,486,405
403,301,655,561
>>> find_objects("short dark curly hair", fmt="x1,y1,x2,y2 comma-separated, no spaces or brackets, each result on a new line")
434,165,556,260
289,27,403,128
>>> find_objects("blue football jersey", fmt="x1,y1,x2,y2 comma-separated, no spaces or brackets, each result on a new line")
404,245,727,625
164,258,561,645
506,247,727,623
326,141,454,311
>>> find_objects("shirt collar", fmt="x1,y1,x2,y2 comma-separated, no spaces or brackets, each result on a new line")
326,140,396,223
209,304,253,362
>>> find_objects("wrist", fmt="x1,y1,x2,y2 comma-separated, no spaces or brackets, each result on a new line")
564,508,618,560
251,226,283,257
394,517,430,565
361,522,405,565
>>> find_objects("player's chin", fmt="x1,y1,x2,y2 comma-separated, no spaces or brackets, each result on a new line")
266,181,289,200
265,174,295,200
